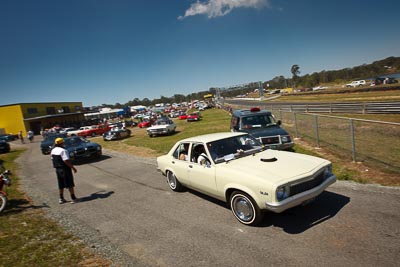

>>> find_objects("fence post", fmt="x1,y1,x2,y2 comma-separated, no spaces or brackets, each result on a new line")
294,112,299,138
350,119,356,162
314,115,320,147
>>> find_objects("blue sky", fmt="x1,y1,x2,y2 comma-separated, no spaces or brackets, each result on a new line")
1,0,399,107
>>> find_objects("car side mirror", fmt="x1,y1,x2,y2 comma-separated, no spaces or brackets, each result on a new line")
277,120,282,126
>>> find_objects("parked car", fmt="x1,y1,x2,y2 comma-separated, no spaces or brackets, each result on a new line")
63,136,102,161
187,112,201,122
66,126,88,136
157,132,336,226
60,127,77,135
0,140,10,153
138,119,153,128
40,133,68,154
312,86,328,91
0,134,18,142
103,127,131,141
346,80,366,87
146,119,176,137
371,77,398,86
178,114,188,120
0,134,17,142
78,124,111,137
230,107,294,150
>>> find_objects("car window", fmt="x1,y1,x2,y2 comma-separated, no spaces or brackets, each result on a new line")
174,142,190,161
208,135,263,163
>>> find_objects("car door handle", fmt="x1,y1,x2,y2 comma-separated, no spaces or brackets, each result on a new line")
172,161,175,164
189,165,193,168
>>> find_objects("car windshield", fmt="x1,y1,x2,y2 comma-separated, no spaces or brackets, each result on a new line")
241,115,276,128
156,120,169,125
44,134,66,142
207,134,264,164
64,137,87,147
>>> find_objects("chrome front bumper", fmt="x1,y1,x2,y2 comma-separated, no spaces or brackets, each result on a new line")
264,174,337,213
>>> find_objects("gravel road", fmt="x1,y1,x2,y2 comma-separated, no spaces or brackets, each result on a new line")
13,139,400,267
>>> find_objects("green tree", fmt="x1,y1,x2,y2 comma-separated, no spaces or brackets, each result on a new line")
291,64,300,89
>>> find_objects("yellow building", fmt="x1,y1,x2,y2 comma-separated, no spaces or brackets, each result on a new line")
0,102,85,136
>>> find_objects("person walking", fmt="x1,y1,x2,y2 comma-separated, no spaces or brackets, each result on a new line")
18,130,24,144
27,130,34,142
50,137,79,204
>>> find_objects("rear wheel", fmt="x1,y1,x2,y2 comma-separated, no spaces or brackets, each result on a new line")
0,193,7,213
166,171,184,192
230,191,263,226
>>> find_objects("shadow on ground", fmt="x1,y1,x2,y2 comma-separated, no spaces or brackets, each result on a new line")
189,189,349,233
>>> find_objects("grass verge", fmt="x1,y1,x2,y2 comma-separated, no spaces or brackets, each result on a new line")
0,150,111,267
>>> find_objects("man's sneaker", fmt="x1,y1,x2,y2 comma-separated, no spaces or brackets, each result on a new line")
59,198,67,204
70,198,80,204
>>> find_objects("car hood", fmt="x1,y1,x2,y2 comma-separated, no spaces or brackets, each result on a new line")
217,149,329,184
65,142,100,150
240,125,288,138
147,125,170,130
40,141,53,148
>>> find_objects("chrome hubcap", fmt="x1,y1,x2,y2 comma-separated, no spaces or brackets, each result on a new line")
167,172,176,189
233,196,253,222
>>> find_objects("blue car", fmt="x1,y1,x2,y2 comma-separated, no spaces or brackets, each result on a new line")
0,140,10,153
0,134,17,142
63,136,102,161
40,133,68,155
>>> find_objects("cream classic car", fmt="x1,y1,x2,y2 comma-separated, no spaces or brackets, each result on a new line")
157,132,336,226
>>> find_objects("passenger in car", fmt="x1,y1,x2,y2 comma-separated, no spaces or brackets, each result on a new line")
196,145,210,166
179,143,190,161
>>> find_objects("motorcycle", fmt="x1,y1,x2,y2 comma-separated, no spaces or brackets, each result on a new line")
0,168,12,212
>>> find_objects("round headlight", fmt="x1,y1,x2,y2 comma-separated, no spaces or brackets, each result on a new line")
276,186,289,201
323,164,333,179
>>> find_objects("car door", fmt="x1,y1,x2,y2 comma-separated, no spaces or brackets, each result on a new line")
187,144,217,196
170,142,192,187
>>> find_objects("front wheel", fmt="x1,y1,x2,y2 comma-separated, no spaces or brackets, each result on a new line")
0,193,8,213
166,171,184,192
230,191,263,226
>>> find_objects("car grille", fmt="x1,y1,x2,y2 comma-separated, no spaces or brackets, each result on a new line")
260,136,280,145
288,171,325,197
260,135,291,145
152,129,165,133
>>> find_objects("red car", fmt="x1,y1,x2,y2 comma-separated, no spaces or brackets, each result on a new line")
78,124,112,137
178,114,188,120
187,112,201,122
138,120,153,128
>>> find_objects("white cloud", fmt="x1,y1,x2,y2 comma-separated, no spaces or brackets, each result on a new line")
178,0,269,20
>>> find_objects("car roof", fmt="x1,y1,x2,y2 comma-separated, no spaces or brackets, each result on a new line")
232,109,272,116
179,132,247,143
